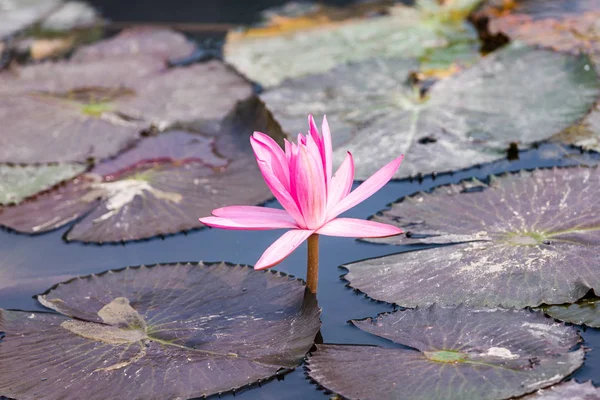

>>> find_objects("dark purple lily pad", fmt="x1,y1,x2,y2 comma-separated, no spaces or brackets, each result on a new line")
262,43,600,179
0,262,321,400
0,100,285,242
71,27,196,62
0,47,252,163
542,297,600,328
345,167,600,308
307,305,583,400
522,380,600,399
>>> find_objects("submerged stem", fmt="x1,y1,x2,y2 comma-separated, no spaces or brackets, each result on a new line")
307,234,319,294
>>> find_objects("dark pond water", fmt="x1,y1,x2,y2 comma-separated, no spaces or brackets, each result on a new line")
2,1,600,398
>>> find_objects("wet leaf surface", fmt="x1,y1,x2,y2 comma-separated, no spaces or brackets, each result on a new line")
0,100,285,242
542,297,600,328
0,49,252,163
307,305,584,400
225,0,481,87
0,163,86,205
521,380,600,399
262,44,599,179
346,167,600,308
71,27,197,62
0,262,321,400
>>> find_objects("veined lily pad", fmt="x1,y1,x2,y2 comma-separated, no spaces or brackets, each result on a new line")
0,163,86,205
225,0,482,87
307,305,584,400
262,43,600,179
522,380,600,399
0,262,321,400
0,53,253,163
0,109,284,242
71,27,197,62
346,167,600,308
542,297,600,328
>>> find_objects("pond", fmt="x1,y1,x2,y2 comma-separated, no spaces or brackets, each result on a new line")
1,0,600,399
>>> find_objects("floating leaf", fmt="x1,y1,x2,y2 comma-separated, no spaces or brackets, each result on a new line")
262,44,600,179
0,54,253,163
225,0,482,87
346,167,600,308
0,103,285,242
71,27,197,62
542,297,600,328
307,305,584,400
0,163,86,205
0,262,321,400
522,380,600,399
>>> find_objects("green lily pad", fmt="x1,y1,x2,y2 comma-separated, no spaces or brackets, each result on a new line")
0,163,86,205
0,52,253,163
522,380,600,399
0,101,285,242
225,0,482,87
307,305,584,400
262,43,600,179
0,262,321,400
345,167,600,308
542,297,600,328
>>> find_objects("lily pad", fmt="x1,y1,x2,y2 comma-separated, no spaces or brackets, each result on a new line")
542,297,600,328
0,107,285,242
0,54,253,163
307,305,584,400
71,27,197,62
262,43,600,179
345,167,600,308
0,163,86,205
522,380,600,399
224,0,482,87
0,262,321,400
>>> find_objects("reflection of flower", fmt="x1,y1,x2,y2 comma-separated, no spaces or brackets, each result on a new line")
200,115,403,270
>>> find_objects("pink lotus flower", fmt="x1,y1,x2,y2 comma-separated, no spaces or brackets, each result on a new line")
200,115,403,271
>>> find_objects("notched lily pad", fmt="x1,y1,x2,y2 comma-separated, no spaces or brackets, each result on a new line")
0,163,86,205
346,167,600,308
225,0,482,87
307,305,584,400
262,43,600,179
0,102,285,242
71,27,197,62
0,262,321,400
522,380,600,399
542,297,600,328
